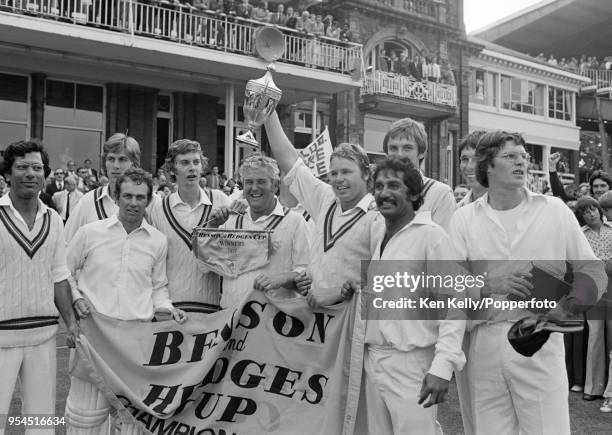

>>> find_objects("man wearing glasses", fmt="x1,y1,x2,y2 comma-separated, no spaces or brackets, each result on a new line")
46,168,66,196
449,131,606,434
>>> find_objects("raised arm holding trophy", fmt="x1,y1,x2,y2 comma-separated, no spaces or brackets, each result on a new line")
235,26,285,149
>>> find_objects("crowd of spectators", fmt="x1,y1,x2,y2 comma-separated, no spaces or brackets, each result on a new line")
534,53,612,73
375,48,456,86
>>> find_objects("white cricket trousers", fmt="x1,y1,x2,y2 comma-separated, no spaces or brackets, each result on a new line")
0,337,56,435
363,345,438,435
65,376,140,435
467,322,570,435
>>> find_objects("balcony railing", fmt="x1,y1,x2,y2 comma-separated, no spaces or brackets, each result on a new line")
368,0,456,26
567,68,612,89
0,0,362,75
361,70,457,107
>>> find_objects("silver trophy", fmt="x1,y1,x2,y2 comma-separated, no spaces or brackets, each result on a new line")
235,27,285,149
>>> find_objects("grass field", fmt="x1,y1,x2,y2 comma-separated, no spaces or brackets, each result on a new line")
7,326,612,435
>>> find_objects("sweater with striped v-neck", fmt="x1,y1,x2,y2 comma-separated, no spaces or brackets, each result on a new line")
0,195,71,347
284,159,383,293
148,189,231,310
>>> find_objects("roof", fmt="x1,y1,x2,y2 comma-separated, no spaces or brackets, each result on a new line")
471,0,612,58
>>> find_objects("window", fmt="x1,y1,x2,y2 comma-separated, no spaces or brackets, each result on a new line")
44,79,104,171
501,76,544,115
469,69,496,106
548,87,572,121
0,73,28,143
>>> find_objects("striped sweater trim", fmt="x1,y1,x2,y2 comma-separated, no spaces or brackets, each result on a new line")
0,207,51,259
0,316,59,330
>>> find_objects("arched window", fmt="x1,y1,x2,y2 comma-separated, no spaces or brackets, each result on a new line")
366,40,419,74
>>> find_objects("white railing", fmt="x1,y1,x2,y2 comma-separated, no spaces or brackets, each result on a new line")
361,70,457,107
0,0,362,75
567,68,612,89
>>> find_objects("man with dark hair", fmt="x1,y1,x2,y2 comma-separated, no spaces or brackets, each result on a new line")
361,156,465,434
65,167,186,434
589,170,612,200
457,130,487,207
46,167,65,196
65,132,141,242
0,140,78,430
149,139,231,312
449,131,606,434
383,117,456,230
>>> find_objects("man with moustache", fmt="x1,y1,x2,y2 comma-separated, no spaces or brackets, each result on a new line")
383,118,456,230
65,133,140,242
359,156,465,434
65,168,186,435
148,139,231,312
449,131,606,434
0,140,78,432
208,155,309,308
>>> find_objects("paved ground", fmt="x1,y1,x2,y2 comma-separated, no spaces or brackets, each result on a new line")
7,325,612,434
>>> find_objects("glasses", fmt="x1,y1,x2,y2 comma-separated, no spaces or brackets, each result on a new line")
497,152,530,162
55,171,64,175
14,162,45,173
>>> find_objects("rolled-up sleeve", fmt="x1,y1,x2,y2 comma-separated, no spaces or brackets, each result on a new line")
284,159,334,218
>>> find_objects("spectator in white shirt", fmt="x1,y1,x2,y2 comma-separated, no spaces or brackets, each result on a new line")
264,112,381,307
209,155,310,308
0,140,78,431
360,156,465,434
64,133,140,242
52,175,83,223
449,131,606,435
65,168,186,434
149,139,231,312
383,118,456,230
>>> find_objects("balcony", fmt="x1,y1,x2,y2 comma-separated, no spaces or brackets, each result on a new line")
569,68,612,94
0,0,363,100
360,70,457,118
360,0,457,27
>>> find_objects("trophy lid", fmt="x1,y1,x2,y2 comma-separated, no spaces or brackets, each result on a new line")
255,27,285,63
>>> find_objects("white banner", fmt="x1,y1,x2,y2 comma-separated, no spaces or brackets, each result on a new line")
298,127,333,177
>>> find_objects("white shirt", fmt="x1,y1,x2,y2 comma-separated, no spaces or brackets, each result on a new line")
148,188,230,308
0,195,70,346
64,185,118,242
284,159,382,292
421,176,456,231
219,199,309,308
67,215,174,321
365,212,466,380
52,189,83,221
449,188,606,323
